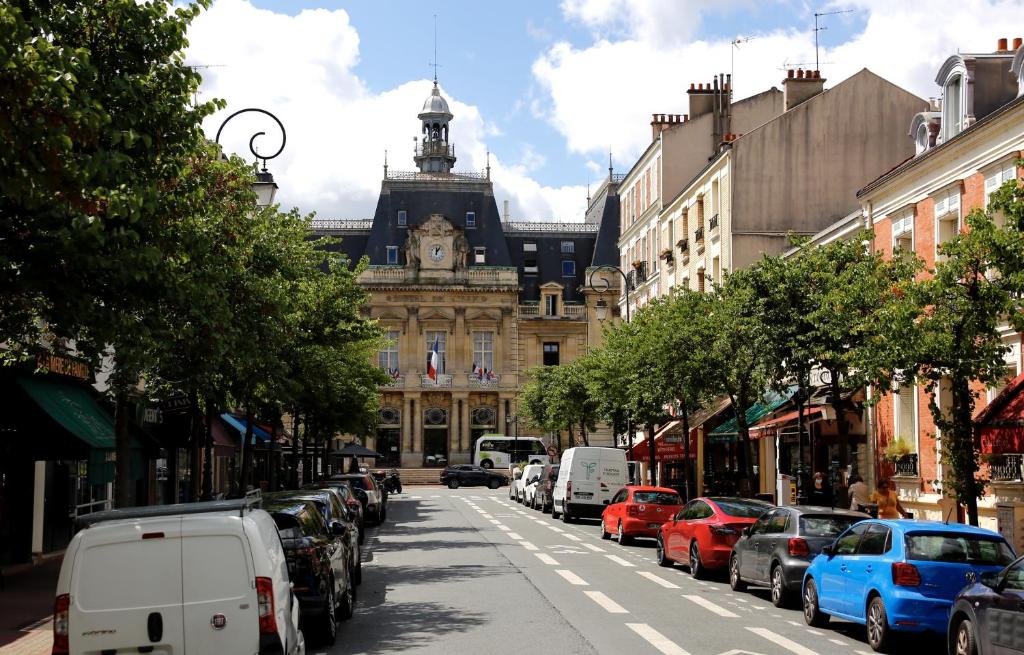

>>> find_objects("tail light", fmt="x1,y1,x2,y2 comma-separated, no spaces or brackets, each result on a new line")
892,562,921,587
788,537,810,557
255,577,278,635
627,504,639,516
52,594,70,654
709,525,738,537
567,481,572,498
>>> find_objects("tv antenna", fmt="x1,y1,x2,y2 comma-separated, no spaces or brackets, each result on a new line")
429,14,441,83
731,36,755,86
813,8,853,71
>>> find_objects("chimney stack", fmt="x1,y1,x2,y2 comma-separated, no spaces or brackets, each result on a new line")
1014,37,1023,50
782,69,826,111
503,199,509,221
998,37,1009,51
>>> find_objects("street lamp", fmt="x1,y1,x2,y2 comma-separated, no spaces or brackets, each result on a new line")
586,265,631,323
215,108,287,208
505,413,519,465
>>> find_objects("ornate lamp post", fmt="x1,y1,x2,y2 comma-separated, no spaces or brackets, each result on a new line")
215,108,287,207
505,413,520,466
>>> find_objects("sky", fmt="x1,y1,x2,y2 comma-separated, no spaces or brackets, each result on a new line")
185,0,1024,223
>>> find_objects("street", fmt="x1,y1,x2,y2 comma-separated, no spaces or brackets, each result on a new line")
333,488,945,655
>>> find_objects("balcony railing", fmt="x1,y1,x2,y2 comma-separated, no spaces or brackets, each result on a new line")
990,454,1024,482
467,373,501,387
893,453,919,477
676,238,689,254
517,303,586,320
695,227,705,242
420,374,453,388
563,304,586,319
709,214,719,231
383,375,405,388
416,141,455,158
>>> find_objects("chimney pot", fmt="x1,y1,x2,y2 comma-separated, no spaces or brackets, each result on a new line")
787,69,795,79
683,114,689,121
797,68,805,79
690,83,695,91
998,37,1008,51
698,83,703,90
1014,37,1023,49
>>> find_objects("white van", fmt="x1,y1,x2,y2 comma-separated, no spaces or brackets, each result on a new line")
54,496,304,655
518,464,546,505
552,447,628,522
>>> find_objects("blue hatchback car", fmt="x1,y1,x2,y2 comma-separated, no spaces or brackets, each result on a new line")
802,520,1016,652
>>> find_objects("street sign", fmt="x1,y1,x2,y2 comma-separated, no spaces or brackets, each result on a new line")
663,434,682,443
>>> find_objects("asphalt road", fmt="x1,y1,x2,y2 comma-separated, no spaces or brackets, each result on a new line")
324,487,944,655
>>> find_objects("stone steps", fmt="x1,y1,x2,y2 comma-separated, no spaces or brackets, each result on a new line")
393,468,447,485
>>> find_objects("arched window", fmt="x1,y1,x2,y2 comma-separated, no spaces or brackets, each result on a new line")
915,123,929,155
943,75,963,141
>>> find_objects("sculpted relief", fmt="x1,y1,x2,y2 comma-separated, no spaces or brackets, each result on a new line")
402,214,468,272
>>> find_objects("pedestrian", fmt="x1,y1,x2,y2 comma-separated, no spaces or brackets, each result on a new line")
848,474,870,511
809,471,834,506
870,479,911,519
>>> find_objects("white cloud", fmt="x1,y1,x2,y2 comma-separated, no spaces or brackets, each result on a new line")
535,0,1024,168
187,0,586,221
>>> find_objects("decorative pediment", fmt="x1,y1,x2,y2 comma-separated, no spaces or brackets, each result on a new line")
420,214,455,238
466,308,502,322
539,281,565,291
418,307,454,321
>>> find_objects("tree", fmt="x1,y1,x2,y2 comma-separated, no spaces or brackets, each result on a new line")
518,366,561,448
546,359,599,447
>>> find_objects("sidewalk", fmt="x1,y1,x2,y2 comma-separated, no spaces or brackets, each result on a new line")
0,557,60,655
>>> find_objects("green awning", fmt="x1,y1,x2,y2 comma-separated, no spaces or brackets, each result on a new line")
708,386,797,443
17,377,115,449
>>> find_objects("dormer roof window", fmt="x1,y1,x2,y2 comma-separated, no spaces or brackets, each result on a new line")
942,73,964,142
909,112,941,156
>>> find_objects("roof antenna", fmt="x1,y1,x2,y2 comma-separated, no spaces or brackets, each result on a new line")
383,149,388,178
813,8,853,71
608,148,613,181
485,150,491,180
429,14,440,84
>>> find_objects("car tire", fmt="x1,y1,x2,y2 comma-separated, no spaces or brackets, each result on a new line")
617,522,632,545
320,585,338,646
689,541,706,579
481,459,493,469
600,520,611,539
656,536,672,567
562,507,574,523
802,578,830,628
866,596,891,652
954,618,978,655
448,479,460,489
488,478,501,490
770,564,791,608
729,554,747,591
551,503,561,520
336,579,355,622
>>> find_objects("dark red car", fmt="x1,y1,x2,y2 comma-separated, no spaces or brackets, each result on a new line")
657,496,773,578
600,486,683,544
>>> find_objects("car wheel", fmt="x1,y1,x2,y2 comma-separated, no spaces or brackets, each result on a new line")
729,554,747,591
770,564,791,608
488,478,501,489
320,585,338,646
354,560,362,586
562,507,574,523
336,578,355,622
954,618,978,655
448,479,460,489
617,522,632,545
481,459,493,469
802,578,830,627
600,519,611,539
866,596,891,652
551,503,561,520
656,536,672,567
689,541,706,579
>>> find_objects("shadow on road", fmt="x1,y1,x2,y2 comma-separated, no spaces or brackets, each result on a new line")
335,600,487,654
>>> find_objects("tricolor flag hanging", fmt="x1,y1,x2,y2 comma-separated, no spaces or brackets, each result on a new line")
428,338,440,383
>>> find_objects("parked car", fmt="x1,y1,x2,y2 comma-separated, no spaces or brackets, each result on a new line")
56,496,305,655
948,554,1024,655
552,447,628,523
509,466,523,499
330,473,385,524
264,498,355,646
440,464,507,489
532,464,560,513
601,486,683,544
305,480,366,544
802,520,1016,652
729,505,868,607
267,489,361,586
520,463,545,505
657,496,773,578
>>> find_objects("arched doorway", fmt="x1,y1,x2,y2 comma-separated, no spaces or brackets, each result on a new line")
376,407,401,468
423,407,449,467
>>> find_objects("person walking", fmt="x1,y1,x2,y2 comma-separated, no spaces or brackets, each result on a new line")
848,475,870,511
870,479,911,519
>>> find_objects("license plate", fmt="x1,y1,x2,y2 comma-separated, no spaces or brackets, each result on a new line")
647,523,660,528
574,492,593,499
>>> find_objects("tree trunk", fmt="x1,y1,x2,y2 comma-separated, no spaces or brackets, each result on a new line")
202,399,214,500
581,421,590,447
114,389,133,508
301,416,310,483
680,399,692,502
954,374,980,525
647,424,657,486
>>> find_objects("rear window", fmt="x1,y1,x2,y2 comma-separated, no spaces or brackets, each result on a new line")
633,492,681,505
272,513,304,539
713,499,771,518
905,533,1015,566
344,477,369,491
800,515,862,538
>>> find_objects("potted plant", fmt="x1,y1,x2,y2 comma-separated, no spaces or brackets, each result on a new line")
883,437,912,462
659,248,674,264
632,260,644,270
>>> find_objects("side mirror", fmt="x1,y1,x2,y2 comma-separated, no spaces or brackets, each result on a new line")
821,543,835,556
330,521,348,537
980,572,1001,589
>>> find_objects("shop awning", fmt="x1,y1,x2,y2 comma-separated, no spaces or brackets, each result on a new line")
630,435,696,461
17,377,115,449
708,386,797,443
978,372,1024,454
221,413,272,443
654,397,733,440
752,407,824,431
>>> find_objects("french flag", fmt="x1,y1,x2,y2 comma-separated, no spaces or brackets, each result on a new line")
428,338,440,383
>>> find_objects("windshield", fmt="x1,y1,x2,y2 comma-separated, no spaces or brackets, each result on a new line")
905,533,1015,566
712,499,771,518
633,492,681,505
800,515,862,538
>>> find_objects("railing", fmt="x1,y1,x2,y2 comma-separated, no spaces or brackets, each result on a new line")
420,374,453,388
695,227,705,242
311,219,373,231
466,266,519,285
709,214,719,231
518,304,540,317
502,221,599,233
467,373,501,387
386,170,489,182
359,266,407,283
416,141,455,158
383,375,405,388
518,303,587,320
894,453,919,477
676,238,689,254
611,173,627,183
990,454,1024,482
72,498,112,519
563,304,586,319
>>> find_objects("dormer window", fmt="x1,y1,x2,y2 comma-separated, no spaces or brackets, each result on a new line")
943,75,963,141
397,210,407,227
386,246,399,264
474,247,486,264
466,211,476,228
915,123,929,155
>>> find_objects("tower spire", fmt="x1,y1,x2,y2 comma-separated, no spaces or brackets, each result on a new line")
430,14,440,84
608,148,613,181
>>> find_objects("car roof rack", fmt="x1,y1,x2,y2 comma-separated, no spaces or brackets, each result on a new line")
76,489,263,529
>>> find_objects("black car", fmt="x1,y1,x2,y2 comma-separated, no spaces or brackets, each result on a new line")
264,498,355,646
268,489,361,586
531,464,560,513
440,464,507,489
949,554,1024,655
330,474,385,524
729,505,867,607
307,480,366,543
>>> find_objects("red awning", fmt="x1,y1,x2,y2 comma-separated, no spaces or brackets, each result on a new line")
204,416,238,456
978,372,1024,454
752,407,824,431
630,432,697,461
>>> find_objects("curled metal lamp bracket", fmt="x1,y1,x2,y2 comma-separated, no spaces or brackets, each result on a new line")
587,265,630,322
214,108,287,172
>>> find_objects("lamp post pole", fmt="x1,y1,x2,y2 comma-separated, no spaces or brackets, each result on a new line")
215,108,287,207
506,413,519,466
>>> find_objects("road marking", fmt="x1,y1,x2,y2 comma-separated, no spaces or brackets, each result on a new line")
827,639,845,645
535,553,559,565
430,495,441,498
605,554,636,567
555,569,589,586
582,543,605,552
410,495,422,499
681,594,739,618
566,534,583,542
805,630,823,636
508,532,523,540
734,597,749,603
497,525,511,531
625,623,691,655
745,627,818,655
547,526,565,533
490,519,503,525
480,514,492,519
636,571,680,588
584,590,628,614
519,541,539,551
786,621,802,628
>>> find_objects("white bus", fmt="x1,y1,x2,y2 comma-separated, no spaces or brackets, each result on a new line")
473,435,551,469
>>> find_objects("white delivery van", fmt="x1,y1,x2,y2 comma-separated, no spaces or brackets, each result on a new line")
54,495,304,655
552,447,628,522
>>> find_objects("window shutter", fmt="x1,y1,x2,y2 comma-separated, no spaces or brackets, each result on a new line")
934,194,947,217
898,387,915,441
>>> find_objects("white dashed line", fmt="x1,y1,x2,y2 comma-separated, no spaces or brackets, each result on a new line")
625,623,691,655
805,629,823,636
582,543,606,552
519,541,539,551
490,519,503,525
565,534,583,542
828,639,846,646
681,594,739,618
547,526,565,533
555,569,590,586
636,571,680,589
787,621,803,628
746,627,819,655
605,554,636,567
584,591,629,614
497,525,511,532
535,553,560,565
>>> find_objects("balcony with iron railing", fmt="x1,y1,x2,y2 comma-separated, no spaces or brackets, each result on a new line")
467,373,501,387
893,453,919,477
416,140,456,158
694,227,705,243
709,214,719,231
518,302,587,320
420,374,453,388
990,454,1024,482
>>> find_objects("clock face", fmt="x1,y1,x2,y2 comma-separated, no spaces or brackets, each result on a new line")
429,244,446,262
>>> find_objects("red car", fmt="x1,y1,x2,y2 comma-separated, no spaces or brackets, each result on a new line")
600,486,683,544
657,496,773,578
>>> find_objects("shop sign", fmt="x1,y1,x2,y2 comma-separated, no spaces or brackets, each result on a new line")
36,352,89,381
144,407,163,424
160,394,190,415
